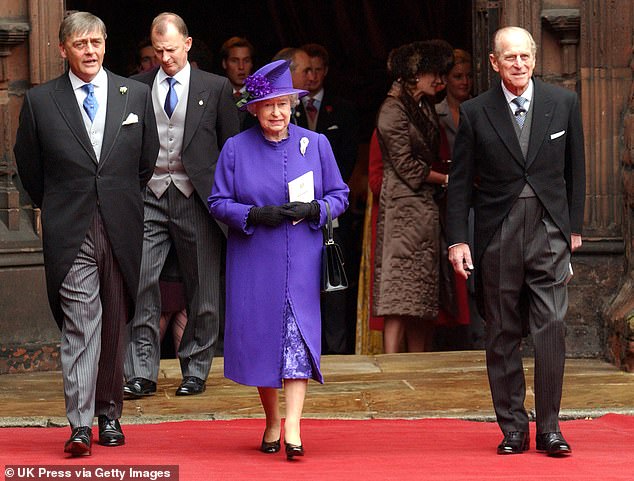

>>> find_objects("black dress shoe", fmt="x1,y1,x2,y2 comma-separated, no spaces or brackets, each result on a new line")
64,426,92,456
497,431,529,454
175,376,206,396
123,378,156,399
536,432,572,456
97,415,125,446
285,441,304,460
260,435,281,453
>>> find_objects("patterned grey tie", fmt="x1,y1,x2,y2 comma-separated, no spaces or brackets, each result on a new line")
512,96,527,128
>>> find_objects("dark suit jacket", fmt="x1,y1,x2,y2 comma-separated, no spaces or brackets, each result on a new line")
132,67,240,215
14,70,159,328
294,90,359,182
446,78,585,267
237,105,258,132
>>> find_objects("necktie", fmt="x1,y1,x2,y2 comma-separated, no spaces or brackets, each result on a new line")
164,77,178,118
82,83,98,123
305,97,318,123
512,96,527,128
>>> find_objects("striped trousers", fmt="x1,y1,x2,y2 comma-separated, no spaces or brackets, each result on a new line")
124,183,222,383
481,196,570,435
59,212,127,428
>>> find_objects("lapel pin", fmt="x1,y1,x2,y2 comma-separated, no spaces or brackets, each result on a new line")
300,137,309,156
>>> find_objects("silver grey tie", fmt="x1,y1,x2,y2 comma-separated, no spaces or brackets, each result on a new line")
512,96,527,128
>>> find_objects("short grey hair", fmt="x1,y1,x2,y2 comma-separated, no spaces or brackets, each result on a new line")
59,11,107,44
492,26,536,57
246,94,299,115
272,48,304,72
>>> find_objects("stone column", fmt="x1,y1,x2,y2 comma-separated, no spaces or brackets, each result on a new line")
27,0,65,87
472,0,506,95
0,0,64,375
0,22,29,231
606,44,634,371
541,9,580,91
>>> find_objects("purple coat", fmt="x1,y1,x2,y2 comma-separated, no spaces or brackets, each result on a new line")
209,123,349,388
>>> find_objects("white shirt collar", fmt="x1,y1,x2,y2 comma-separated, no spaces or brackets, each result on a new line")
304,88,324,105
157,62,191,86
501,78,533,106
69,67,107,91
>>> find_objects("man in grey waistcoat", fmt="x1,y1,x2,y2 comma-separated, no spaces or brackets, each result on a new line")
123,12,239,398
446,27,585,457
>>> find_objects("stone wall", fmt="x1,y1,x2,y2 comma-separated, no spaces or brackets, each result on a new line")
0,0,64,374
605,45,634,371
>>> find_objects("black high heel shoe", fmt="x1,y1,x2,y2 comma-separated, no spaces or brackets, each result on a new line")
285,441,304,460
260,435,281,453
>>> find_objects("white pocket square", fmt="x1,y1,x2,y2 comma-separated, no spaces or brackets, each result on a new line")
122,113,139,125
550,130,565,140
327,125,339,131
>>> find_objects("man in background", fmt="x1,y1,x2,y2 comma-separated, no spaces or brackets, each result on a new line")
135,37,158,73
220,36,255,130
295,43,360,354
272,47,315,94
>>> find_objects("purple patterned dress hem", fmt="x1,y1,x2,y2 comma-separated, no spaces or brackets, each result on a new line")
281,301,314,380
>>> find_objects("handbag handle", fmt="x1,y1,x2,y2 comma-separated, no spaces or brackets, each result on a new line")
324,201,334,245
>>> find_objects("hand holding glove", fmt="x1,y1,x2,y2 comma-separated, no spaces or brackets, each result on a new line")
281,201,320,221
247,205,287,227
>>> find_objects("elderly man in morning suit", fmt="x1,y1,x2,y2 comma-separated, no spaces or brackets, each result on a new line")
447,26,585,456
14,12,158,455
123,12,240,398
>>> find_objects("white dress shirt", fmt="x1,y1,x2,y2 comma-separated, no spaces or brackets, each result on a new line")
156,62,191,113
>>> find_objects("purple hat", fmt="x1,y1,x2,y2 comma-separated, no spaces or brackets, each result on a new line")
236,59,308,110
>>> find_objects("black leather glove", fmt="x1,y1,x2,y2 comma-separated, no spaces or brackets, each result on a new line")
247,206,287,227
281,201,320,221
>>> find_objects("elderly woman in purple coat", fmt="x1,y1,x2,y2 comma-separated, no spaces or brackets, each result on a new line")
208,60,348,460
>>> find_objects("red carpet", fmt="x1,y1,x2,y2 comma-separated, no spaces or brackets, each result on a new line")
2,415,633,480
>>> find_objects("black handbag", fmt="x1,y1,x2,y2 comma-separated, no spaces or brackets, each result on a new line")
321,202,348,292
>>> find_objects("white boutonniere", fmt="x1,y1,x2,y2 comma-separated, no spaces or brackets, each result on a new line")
300,137,309,156
199,100,204,106
119,86,128,95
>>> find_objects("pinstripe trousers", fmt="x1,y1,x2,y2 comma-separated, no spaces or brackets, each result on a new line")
124,183,222,382
481,196,570,436
59,212,128,428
